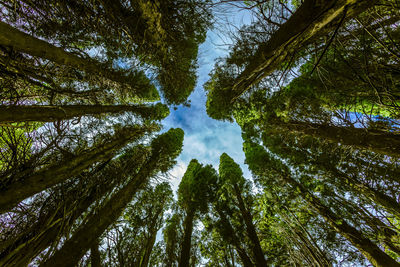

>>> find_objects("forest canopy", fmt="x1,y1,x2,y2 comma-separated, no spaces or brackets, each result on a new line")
1,0,400,266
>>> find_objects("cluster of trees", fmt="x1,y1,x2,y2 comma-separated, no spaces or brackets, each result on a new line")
203,0,400,266
0,0,209,266
1,0,400,266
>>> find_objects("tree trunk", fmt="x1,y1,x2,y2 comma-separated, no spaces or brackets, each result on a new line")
178,209,195,267
276,119,400,158
354,200,400,255
282,174,400,267
332,168,400,219
139,229,157,267
91,240,101,267
0,185,107,266
230,0,376,102
0,159,131,266
216,208,254,267
279,210,331,267
0,124,157,214
0,22,148,92
139,205,165,267
40,152,161,267
233,184,266,267
0,104,167,123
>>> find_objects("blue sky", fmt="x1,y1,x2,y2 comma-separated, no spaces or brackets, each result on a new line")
162,9,253,193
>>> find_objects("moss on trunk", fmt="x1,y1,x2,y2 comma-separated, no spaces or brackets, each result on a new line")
0,125,157,213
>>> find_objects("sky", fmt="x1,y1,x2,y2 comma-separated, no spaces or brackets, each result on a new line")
162,7,253,194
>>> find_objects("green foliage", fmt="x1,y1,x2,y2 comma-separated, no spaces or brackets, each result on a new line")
102,182,174,266
204,62,237,121
178,159,218,214
2,1,400,266
243,140,289,178
163,213,182,266
219,153,243,185
147,103,170,121
150,128,184,172
124,70,160,102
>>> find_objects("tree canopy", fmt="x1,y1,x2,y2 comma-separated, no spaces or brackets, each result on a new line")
1,0,400,266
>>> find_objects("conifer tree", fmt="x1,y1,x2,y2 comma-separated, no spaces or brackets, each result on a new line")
177,159,218,267
41,128,184,267
244,141,400,266
218,153,267,267
0,123,160,213
0,103,169,123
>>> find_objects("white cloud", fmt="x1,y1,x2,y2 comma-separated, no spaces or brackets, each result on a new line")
161,21,254,194
168,160,187,197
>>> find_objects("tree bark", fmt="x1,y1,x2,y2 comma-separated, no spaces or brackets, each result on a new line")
0,104,167,123
279,210,331,267
139,229,157,267
40,151,161,267
230,0,376,102
178,208,195,267
139,205,165,267
0,155,144,266
331,168,400,219
0,21,148,92
91,240,102,267
216,208,254,267
0,175,113,266
233,184,266,267
282,174,400,267
276,119,400,158
343,197,400,256
0,124,157,214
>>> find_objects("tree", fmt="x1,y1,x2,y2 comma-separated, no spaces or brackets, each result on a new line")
40,128,184,267
0,0,212,105
163,212,183,267
0,144,151,266
0,103,169,123
177,159,218,267
101,182,173,267
204,196,255,267
259,128,400,254
206,0,377,119
0,123,160,213
243,141,400,266
0,21,157,102
90,239,102,267
218,153,267,267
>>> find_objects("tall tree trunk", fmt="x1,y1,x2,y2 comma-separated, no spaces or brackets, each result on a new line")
233,184,266,267
91,239,101,267
216,208,254,267
223,253,232,267
0,178,111,266
338,195,400,255
279,210,331,267
0,153,142,267
269,135,400,219
0,124,157,214
330,168,400,219
0,104,167,123
228,245,235,267
230,0,376,102
139,205,165,267
275,119,400,158
0,22,149,93
282,174,400,267
139,229,157,267
40,151,162,267
178,208,195,267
